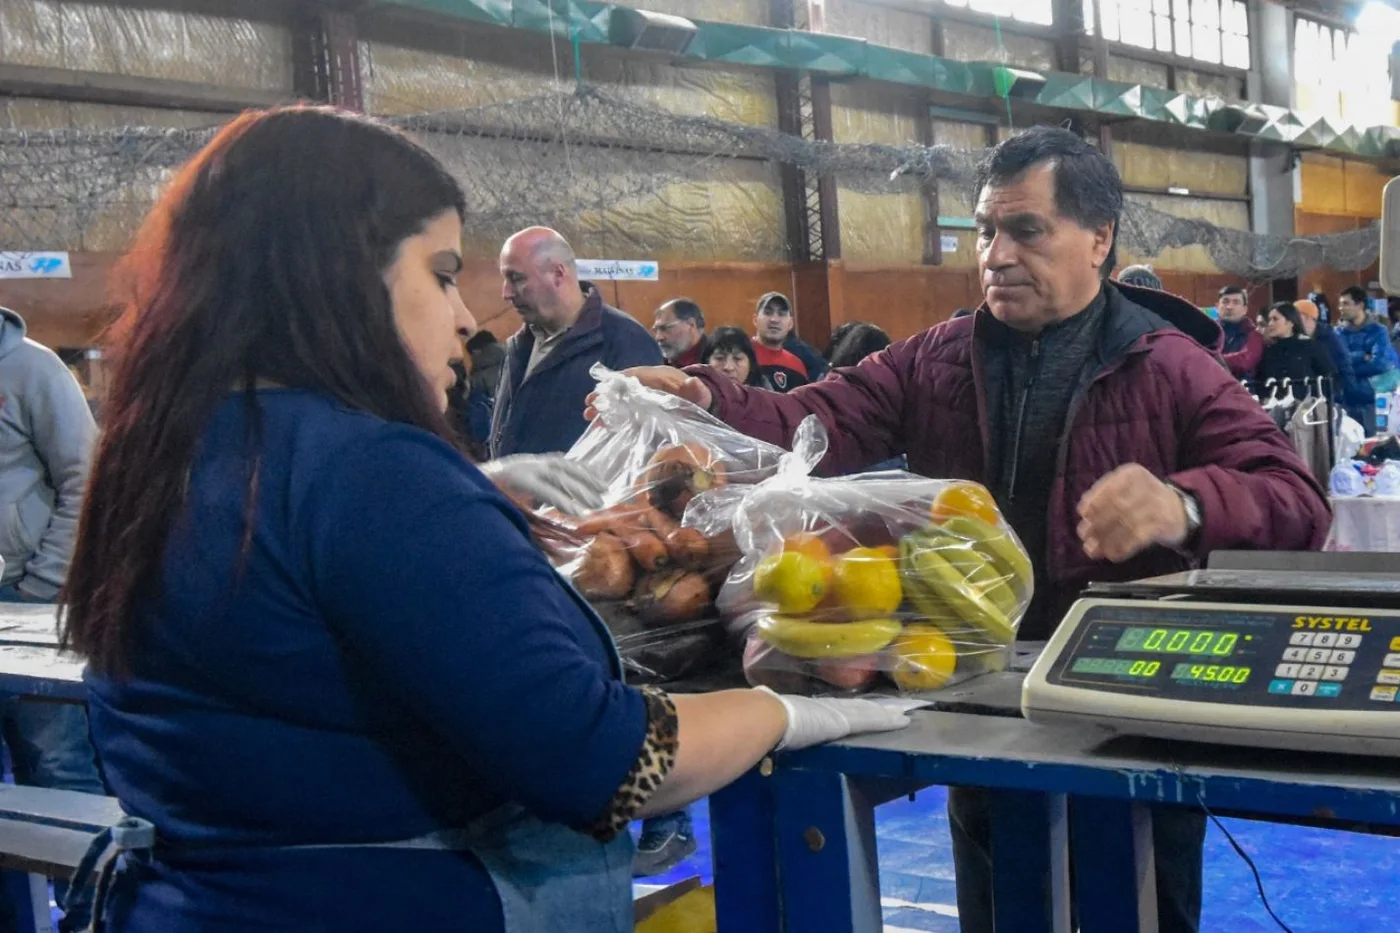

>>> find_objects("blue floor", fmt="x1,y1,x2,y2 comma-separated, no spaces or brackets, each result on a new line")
638,787,1400,931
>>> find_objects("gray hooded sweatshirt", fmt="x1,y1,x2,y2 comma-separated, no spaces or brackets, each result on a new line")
0,308,95,599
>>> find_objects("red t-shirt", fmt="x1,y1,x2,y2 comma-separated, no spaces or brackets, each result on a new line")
753,343,809,392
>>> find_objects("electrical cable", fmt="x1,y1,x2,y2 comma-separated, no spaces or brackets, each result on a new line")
1169,745,1297,933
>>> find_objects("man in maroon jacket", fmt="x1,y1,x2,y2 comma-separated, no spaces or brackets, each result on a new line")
613,126,1330,933
1218,284,1264,379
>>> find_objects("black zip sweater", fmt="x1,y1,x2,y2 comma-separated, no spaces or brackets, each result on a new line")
984,290,1107,636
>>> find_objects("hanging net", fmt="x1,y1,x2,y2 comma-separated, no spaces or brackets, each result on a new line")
0,83,1378,281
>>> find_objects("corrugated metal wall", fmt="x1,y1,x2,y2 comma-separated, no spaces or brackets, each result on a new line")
0,0,292,91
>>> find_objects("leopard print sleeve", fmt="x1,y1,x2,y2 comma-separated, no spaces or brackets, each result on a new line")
589,687,679,842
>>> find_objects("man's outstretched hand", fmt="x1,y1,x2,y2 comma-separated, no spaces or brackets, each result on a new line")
584,366,714,420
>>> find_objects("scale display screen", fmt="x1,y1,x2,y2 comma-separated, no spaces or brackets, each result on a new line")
1115,627,1238,655
1041,602,1397,710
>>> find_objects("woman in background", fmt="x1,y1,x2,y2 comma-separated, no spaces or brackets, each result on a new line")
59,106,904,932
1256,301,1336,399
703,326,772,389
827,322,891,369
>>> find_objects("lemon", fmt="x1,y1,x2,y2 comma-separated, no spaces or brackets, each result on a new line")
832,547,902,617
753,551,828,614
890,624,959,692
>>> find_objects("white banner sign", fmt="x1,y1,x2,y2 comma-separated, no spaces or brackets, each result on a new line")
941,235,960,254
577,259,659,281
0,252,72,280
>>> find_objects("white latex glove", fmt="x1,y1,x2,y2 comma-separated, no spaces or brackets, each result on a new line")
756,687,911,751
480,454,606,516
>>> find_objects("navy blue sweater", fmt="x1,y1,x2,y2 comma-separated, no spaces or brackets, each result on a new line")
491,285,662,457
86,390,648,931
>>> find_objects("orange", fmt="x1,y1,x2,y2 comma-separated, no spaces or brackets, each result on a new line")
931,483,1001,526
783,532,833,563
832,547,903,618
889,624,959,692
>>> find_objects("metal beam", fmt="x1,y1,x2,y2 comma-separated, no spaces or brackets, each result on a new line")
0,63,287,113
294,9,365,110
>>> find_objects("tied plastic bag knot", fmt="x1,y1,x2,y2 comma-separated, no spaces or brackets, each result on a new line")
771,417,830,484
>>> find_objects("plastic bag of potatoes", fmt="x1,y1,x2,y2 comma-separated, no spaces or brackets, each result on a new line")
721,418,1032,696
535,367,787,680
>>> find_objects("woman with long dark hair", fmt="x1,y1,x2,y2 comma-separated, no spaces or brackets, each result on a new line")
62,107,903,931
1256,301,1336,399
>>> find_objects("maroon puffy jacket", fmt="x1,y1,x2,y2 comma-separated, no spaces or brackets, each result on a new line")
688,283,1331,639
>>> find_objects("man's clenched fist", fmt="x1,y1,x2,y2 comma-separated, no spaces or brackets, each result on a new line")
1076,464,1190,563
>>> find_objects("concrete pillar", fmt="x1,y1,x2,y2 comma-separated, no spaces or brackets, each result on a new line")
1247,0,1296,292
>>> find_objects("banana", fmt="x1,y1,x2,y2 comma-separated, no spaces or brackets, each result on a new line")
899,536,1017,645
903,530,1021,620
755,614,902,659
938,515,1034,603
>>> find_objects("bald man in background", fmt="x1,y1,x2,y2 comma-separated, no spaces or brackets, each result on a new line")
490,227,661,457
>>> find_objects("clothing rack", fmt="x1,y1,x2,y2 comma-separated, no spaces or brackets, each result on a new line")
1243,375,1336,473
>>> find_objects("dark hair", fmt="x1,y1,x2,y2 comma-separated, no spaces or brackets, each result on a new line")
62,106,467,676
974,125,1122,275
660,298,705,330
466,330,498,352
825,321,860,359
703,326,765,386
1117,264,1162,291
827,322,891,368
1219,285,1247,300
1268,301,1306,338
950,308,974,320
1341,285,1369,306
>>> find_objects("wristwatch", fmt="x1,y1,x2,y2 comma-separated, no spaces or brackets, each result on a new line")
1166,482,1203,545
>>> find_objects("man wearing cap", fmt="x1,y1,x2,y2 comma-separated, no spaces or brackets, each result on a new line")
752,293,812,392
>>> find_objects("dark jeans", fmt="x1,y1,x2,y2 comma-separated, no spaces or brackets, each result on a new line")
948,786,1207,933
0,585,105,933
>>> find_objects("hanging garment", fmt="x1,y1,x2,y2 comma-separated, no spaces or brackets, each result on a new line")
1287,399,1332,485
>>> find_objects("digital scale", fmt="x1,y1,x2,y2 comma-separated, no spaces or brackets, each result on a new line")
1023,567,1400,756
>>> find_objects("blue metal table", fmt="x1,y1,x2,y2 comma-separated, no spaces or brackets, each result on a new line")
710,673,1400,933
0,606,93,933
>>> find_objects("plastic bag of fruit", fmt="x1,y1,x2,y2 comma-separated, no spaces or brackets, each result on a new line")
722,418,1033,696
536,367,787,681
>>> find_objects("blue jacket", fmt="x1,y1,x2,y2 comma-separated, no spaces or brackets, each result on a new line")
1339,320,1398,402
491,285,663,457
87,391,649,931
1312,321,1357,400
783,334,829,381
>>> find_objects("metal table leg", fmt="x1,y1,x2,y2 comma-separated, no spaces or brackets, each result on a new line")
712,766,781,933
1,870,50,933
772,768,883,933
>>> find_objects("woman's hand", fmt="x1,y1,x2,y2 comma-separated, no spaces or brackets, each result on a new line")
757,688,911,750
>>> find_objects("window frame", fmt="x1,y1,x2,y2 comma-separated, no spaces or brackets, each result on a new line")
1084,0,1252,73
